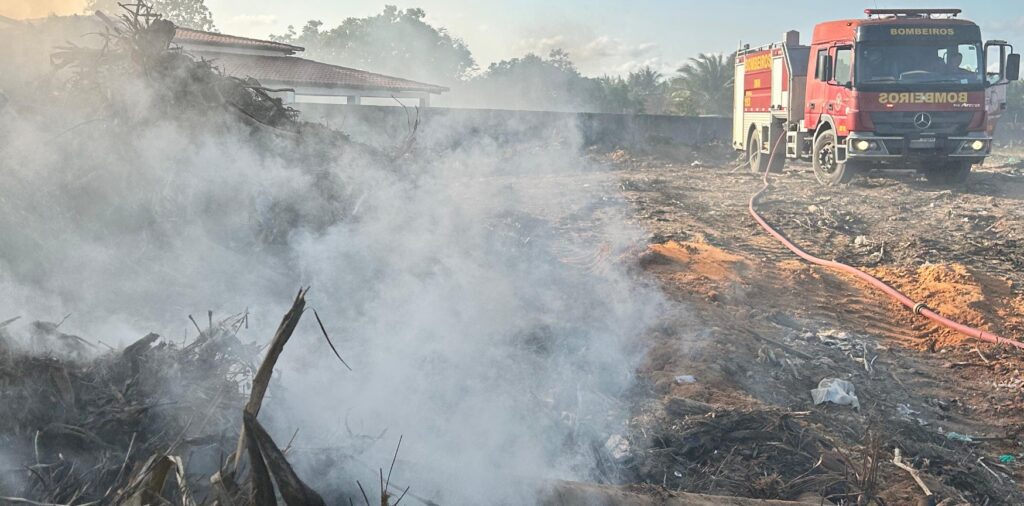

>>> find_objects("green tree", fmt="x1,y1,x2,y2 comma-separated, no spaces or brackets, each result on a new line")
1007,81,1024,124
627,66,664,95
592,75,645,114
86,0,215,32
670,53,735,115
460,50,659,113
463,49,587,111
461,49,643,113
271,6,475,86
627,66,668,114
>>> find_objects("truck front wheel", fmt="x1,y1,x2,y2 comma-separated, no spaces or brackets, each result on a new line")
812,130,856,186
924,161,972,186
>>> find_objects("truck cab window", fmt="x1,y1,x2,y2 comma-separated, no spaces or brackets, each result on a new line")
815,49,829,81
938,45,978,74
856,42,983,87
834,47,852,86
986,44,1006,85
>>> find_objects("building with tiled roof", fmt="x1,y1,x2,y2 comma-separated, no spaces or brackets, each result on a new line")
173,27,447,106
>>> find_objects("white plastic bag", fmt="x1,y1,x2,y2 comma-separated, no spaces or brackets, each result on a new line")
811,378,859,409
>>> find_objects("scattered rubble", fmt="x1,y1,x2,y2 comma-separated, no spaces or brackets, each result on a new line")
612,146,1024,504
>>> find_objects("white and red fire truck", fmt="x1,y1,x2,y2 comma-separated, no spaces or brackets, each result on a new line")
733,8,1020,185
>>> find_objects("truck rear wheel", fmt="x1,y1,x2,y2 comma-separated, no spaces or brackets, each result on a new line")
748,130,767,174
924,161,972,186
812,130,856,186
748,129,783,175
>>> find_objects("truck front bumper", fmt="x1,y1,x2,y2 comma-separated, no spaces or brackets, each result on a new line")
845,132,991,161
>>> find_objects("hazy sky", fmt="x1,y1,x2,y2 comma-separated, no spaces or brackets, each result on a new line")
206,0,1024,76
4,0,1022,77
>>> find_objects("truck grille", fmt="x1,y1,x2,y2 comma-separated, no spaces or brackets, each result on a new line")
869,111,973,136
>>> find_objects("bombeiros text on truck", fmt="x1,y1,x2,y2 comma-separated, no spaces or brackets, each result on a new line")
733,8,1020,185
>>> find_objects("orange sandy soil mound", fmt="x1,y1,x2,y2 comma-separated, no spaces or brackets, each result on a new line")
609,149,630,163
641,240,750,302
644,240,747,281
867,263,1024,349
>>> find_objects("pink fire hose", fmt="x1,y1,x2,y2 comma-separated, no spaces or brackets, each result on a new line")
747,134,1024,350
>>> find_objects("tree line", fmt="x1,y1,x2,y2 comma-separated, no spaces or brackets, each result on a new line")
1007,81,1024,124
87,1,736,115
269,6,734,115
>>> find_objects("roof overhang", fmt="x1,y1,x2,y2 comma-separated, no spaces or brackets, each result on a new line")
172,27,304,55
194,51,449,96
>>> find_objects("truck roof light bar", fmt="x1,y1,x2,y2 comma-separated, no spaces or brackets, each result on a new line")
864,8,961,19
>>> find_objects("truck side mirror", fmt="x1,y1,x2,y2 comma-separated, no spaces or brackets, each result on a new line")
1007,53,1021,81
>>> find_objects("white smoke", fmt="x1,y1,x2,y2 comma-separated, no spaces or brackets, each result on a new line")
0,17,663,504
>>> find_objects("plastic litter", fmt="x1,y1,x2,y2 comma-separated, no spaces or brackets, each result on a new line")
674,374,697,384
1000,454,1016,464
896,403,929,425
604,434,630,461
810,378,859,409
897,403,917,417
945,432,974,443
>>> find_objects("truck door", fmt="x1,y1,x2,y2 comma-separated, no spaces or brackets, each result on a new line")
806,45,854,134
985,42,1013,134
829,45,854,136
805,46,830,129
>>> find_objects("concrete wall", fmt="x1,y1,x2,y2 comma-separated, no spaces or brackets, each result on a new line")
293,104,732,150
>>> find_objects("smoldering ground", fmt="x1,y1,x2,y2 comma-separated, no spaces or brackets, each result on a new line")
0,12,664,505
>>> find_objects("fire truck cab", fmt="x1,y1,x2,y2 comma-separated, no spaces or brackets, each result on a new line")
734,8,1020,185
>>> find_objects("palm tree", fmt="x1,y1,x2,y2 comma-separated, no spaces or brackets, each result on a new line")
627,66,668,114
627,66,664,95
671,53,735,116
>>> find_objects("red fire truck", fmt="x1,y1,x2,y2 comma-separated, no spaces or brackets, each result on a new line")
733,8,1020,185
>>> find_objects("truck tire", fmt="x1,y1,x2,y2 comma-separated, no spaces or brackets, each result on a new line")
812,130,856,186
924,161,972,186
748,129,767,174
748,129,784,175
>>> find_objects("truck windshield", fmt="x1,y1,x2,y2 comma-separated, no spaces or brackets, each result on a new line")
856,42,983,87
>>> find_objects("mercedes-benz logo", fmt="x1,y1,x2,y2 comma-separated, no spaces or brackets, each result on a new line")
913,112,932,130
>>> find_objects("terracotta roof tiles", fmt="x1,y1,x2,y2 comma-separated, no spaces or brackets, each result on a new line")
194,51,448,94
173,27,303,55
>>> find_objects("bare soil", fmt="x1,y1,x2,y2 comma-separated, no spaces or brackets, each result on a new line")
598,144,1024,505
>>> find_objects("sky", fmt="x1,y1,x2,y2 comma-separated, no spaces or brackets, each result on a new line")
207,0,1024,76
3,0,1023,77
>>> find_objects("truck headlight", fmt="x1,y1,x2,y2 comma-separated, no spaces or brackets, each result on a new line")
855,140,870,151
970,140,986,151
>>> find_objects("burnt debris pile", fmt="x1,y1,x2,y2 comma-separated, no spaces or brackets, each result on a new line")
0,313,247,503
50,2,298,131
0,5,388,505
0,291,353,505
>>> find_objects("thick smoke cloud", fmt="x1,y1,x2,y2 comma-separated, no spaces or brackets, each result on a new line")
0,16,662,504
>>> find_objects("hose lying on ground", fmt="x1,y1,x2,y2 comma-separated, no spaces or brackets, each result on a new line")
746,134,1024,350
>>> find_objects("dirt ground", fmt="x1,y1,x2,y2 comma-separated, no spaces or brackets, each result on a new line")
595,144,1024,505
